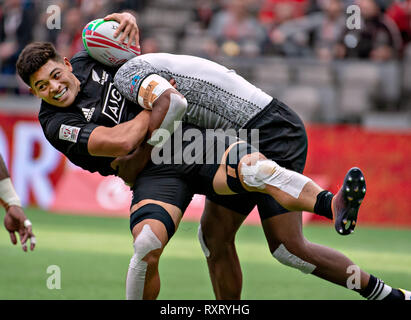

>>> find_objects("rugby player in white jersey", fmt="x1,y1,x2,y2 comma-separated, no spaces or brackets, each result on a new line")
113,52,410,301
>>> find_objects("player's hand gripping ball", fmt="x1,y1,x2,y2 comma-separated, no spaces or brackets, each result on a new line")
82,19,141,67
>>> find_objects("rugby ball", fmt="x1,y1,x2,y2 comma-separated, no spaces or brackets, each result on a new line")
82,19,141,67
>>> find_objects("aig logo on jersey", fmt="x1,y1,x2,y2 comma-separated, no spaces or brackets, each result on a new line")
102,82,125,124
59,125,80,143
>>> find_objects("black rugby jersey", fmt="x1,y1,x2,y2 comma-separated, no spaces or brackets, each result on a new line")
38,51,144,176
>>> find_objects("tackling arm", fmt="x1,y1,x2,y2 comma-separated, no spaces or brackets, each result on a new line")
89,71,186,158
110,77,187,185
136,73,187,147
88,110,151,157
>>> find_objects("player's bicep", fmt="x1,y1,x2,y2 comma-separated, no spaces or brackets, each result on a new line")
88,110,151,157
87,125,130,157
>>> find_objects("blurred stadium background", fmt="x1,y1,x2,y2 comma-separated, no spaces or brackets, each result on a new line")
0,0,410,299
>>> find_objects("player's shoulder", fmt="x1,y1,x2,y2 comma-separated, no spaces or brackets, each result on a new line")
70,50,92,64
70,50,98,72
71,50,118,79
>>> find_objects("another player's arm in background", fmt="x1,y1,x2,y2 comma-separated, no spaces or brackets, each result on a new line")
111,75,187,185
0,155,35,252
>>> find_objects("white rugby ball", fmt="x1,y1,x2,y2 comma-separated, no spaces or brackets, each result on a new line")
82,18,141,67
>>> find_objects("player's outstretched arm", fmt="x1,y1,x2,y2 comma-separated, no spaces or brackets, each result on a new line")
0,155,35,252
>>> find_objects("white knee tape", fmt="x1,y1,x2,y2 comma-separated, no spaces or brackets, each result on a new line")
197,225,210,258
133,224,162,261
272,244,316,274
241,160,311,198
126,257,148,300
126,224,162,300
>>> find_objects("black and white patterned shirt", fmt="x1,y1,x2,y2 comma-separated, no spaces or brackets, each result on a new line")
114,53,273,131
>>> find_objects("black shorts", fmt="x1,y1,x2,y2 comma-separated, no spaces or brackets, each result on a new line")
130,160,195,213
206,98,308,220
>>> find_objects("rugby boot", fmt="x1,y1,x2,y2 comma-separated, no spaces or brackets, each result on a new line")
399,289,411,300
332,167,366,235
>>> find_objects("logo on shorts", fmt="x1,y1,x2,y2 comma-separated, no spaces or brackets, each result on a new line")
59,124,80,143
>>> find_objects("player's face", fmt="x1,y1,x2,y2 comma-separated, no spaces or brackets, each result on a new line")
29,58,81,108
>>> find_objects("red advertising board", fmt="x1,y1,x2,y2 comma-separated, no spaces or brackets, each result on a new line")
1,112,410,227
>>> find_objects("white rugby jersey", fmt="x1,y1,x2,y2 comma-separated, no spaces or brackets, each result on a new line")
114,53,273,130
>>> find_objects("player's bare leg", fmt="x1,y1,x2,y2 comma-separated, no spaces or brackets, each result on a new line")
211,143,410,300
261,210,410,300
213,144,365,235
213,150,322,214
261,211,370,286
200,199,246,299
127,199,182,300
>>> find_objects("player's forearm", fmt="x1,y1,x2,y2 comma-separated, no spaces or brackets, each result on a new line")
0,156,10,180
146,88,187,147
0,156,21,209
88,110,150,157
0,160,21,210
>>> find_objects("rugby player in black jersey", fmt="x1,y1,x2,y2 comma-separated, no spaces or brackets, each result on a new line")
15,14,410,300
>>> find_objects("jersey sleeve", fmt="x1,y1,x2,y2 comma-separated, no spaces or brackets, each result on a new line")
113,57,160,105
39,107,99,157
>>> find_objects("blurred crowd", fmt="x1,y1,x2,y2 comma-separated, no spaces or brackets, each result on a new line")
189,0,411,61
0,0,147,76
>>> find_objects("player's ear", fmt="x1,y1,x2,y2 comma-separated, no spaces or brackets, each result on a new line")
29,87,38,97
63,57,73,71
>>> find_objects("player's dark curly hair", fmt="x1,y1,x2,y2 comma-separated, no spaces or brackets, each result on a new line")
16,42,64,87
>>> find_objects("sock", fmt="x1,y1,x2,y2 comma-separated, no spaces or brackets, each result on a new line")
360,275,405,300
313,190,334,220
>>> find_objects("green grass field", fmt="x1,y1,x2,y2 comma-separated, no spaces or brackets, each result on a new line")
1,208,411,300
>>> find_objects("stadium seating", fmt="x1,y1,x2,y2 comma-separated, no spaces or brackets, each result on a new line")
0,1,409,129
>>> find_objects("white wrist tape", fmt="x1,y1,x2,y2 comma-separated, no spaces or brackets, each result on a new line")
0,178,22,208
137,74,175,110
147,93,188,147
24,219,32,228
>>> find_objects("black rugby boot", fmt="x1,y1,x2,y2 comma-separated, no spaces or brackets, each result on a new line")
332,167,366,235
